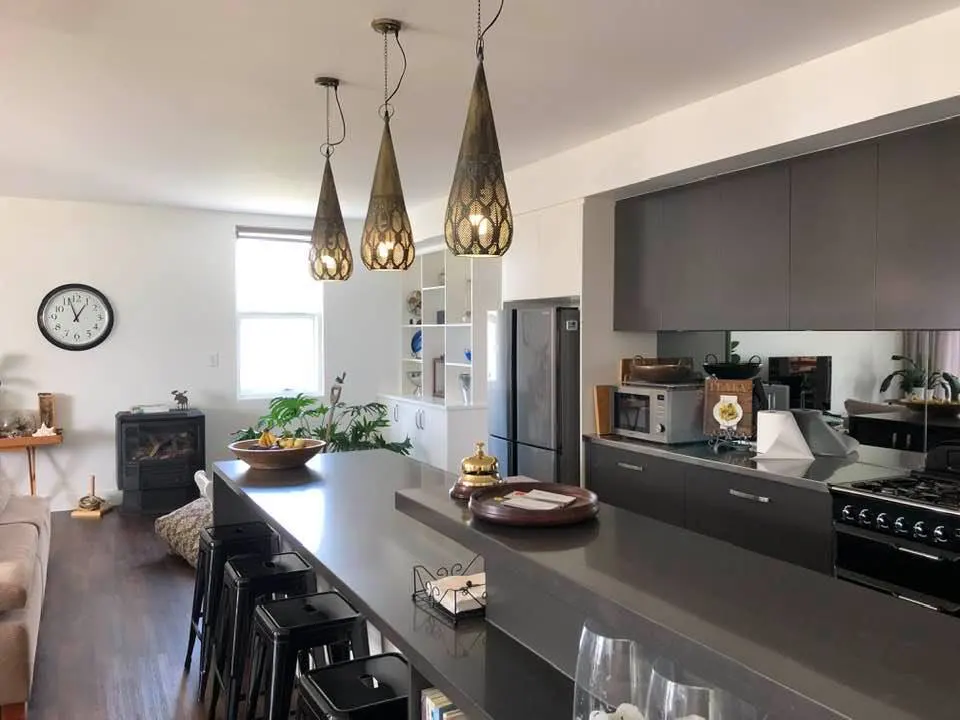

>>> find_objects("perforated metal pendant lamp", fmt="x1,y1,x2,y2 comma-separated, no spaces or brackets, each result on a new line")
361,18,416,271
310,76,353,281
361,116,415,270
444,1,512,257
310,156,353,280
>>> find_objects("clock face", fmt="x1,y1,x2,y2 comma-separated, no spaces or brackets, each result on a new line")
37,284,114,351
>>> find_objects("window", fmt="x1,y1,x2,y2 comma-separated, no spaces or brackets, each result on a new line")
235,229,322,399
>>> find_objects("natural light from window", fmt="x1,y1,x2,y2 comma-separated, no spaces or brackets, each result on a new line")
235,234,322,399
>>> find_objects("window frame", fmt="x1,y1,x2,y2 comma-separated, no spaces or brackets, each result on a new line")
234,228,323,401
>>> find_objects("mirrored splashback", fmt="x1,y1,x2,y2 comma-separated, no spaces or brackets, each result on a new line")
657,329,960,454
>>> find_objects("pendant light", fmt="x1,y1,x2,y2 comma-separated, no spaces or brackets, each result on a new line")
309,76,353,281
444,0,512,257
361,19,415,271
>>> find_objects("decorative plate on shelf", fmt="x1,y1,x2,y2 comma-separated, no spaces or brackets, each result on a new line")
411,329,423,356
468,481,599,527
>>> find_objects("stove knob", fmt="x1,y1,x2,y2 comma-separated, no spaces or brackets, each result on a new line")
875,513,890,530
894,517,909,534
841,505,856,521
913,521,928,539
656,424,666,433
934,526,949,543
858,509,872,526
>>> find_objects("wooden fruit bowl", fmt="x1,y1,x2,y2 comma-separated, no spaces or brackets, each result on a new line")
228,439,326,470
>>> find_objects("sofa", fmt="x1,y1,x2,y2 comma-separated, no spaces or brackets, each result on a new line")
0,483,51,720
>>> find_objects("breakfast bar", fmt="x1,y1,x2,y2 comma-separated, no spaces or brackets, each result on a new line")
213,449,960,719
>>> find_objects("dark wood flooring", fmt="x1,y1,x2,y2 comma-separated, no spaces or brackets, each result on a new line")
30,511,210,720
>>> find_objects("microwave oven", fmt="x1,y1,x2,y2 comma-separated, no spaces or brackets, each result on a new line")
613,382,706,444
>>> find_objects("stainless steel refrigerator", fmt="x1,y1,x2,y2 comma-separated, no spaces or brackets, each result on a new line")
487,304,580,484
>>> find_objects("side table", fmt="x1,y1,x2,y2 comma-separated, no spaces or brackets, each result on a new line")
0,434,64,495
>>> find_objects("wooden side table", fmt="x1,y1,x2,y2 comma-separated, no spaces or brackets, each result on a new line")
0,435,64,495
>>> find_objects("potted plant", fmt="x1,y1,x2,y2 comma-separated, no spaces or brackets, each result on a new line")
879,354,960,401
232,373,412,456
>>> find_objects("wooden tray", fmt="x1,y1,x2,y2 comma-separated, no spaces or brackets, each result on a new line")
467,482,599,527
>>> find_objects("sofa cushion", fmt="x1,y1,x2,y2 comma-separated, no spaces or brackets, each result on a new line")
0,524,38,612
0,494,51,535
155,496,211,568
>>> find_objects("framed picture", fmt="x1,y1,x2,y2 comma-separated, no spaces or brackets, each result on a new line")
433,356,445,399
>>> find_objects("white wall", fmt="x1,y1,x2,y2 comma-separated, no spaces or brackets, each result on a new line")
731,331,903,412
0,198,397,510
580,198,657,446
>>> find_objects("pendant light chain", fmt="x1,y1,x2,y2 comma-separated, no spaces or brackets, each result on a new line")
476,0,504,61
319,81,346,159
383,28,389,115
379,26,408,120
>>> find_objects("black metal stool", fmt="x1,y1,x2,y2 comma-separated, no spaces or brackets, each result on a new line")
245,591,368,720
208,552,316,720
296,653,409,719
186,521,279,701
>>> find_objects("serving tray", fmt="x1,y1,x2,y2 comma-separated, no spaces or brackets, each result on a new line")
467,482,599,527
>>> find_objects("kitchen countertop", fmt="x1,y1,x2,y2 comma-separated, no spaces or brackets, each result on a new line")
397,478,960,720
211,452,571,720
585,433,922,489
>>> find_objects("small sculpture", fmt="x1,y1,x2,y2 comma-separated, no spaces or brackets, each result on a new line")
171,390,189,411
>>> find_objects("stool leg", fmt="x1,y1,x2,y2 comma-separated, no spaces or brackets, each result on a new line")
184,543,209,670
266,639,296,720
225,589,254,720
352,616,369,658
198,549,223,699
207,579,233,718
245,630,267,720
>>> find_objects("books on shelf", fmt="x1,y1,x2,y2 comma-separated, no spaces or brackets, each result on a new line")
422,688,468,719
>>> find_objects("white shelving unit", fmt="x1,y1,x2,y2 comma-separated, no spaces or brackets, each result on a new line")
382,244,501,473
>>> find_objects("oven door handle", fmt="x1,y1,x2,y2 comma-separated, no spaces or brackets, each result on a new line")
896,545,944,562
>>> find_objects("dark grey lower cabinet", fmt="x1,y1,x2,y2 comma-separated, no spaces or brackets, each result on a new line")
585,443,685,527
684,467,833,574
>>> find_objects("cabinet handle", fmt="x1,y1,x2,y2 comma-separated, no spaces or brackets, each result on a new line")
419,410,425,429
416,410,424,430
905,433,912,450
414,410,420,430
896,546,942,562
393,405,399,422
729,488,770,504
616,461,644,472
891,432,898,448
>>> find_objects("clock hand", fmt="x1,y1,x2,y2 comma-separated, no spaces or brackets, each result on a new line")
76,301,89,320
67,300,81,322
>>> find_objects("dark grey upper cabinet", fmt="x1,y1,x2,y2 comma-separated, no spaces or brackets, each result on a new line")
877,118,960,329
614,196,662,331
660,164,790,330
789,143,878,330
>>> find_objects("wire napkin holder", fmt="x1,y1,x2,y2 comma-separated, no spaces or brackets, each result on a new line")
411,553,486,627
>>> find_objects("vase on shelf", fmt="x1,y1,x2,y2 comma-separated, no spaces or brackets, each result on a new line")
461,278,472,323
458,373,471,404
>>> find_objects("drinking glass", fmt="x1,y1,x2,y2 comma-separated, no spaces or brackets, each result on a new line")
572,622,648,720
645,660,764,720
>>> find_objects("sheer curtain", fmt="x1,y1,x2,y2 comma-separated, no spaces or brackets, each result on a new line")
903,330,960,378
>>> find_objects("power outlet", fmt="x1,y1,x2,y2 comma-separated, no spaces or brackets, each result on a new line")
208,352,220,368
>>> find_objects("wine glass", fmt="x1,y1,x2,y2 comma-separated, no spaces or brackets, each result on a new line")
645,661,763,720
572,622,648,720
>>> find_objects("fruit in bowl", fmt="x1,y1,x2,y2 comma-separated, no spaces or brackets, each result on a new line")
228,431,326,470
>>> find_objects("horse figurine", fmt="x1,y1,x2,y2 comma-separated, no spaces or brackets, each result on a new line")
171,390,189,411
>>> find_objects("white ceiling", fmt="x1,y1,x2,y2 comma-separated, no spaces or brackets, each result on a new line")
1,0,958,219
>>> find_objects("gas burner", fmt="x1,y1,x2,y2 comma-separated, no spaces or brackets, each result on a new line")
849,474,960,512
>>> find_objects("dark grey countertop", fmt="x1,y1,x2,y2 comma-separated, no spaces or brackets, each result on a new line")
585,433,922,489
212,452,571,720
397,480,960,720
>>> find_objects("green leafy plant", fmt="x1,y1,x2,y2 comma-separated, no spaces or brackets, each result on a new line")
232,375,412,455
880,354,960,401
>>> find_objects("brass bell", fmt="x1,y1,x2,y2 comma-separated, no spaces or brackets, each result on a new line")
450,441,503,501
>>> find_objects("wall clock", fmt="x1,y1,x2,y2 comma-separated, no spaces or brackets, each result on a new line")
37,283,114,351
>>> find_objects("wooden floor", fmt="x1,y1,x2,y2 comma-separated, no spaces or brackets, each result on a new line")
30,511,211,720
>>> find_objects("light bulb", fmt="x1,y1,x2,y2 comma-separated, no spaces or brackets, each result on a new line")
377,240,395,260
319,253,337,271
468,213,493,244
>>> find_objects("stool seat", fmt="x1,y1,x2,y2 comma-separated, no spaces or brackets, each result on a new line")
297,653,409,719
227,552,313,584
246,592,366,720
205,520,276,543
